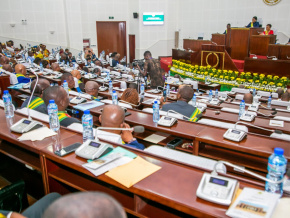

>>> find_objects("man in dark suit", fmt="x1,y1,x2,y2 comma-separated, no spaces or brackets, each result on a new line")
161,85,202,122
0,193,60,218
245,16,259,28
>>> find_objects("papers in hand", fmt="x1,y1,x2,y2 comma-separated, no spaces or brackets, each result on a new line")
18,127,57,141
226,187,280,218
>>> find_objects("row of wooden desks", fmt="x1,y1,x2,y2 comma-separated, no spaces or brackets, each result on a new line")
0,108,270,218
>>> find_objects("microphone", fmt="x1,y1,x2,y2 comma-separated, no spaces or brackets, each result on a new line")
97,126,145,133
234,121,282,134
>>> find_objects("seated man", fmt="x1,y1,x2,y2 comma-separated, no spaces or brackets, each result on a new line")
61,72,75,91
0,193,60,218
27,51,35,63
60,53,69,64
245,16,259,28
0,56,10,67
223,23,231,34
71,70,84,92
260,24,274,35
85,81,100,100
276,88,284,98
43,86,81,127
67,52,76,63
21,78,50,113
281,92,289,102
92,67,101,76
51,62,61,72
99,105,145,150
34,57,42,65
2,64,13,72
161,85,202,122
112,53,120,67
120,88,139,106
244,93,253,104
15,64,31,83
43,192,126,218
94,60,103,67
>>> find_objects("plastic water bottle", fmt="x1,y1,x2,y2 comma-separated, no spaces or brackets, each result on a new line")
192,94,197,107
112,90,118,105
106,71,110,80
267,96,272,108
52,49,54,55
63,80,69,95
2,90,14,118
140,84,145,94
265,148,287,196
253,88,256,97
109,81,113,94
166,84,170,96
62,60,65,66
196,88,199,94
66,61,69,68
168,70,171,77
208,90,213,101
73,63,75,69
239,100,245,119
40,62,43,72
215,89,218,99
153,101,160,123
47,100,60,132
82,110,94,142
30,59,33,68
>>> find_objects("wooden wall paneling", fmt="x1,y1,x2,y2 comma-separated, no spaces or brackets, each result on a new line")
96,21,127,60
249,35,271,56
229,28,250,60
129,34,135,63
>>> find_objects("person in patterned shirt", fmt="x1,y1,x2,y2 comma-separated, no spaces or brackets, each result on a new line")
43,86,81,127
137,51,164,89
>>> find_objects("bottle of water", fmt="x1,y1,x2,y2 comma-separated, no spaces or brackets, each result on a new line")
153,101,160,123
215,89,218,99
144,76,148,86
265,148,287,196
112,90,118,105
253,88,256,97
106,71,110,80
67,61,69,68
168,70,171,77
208,90,213,101
52,49,54,55
109,81,113,94
140,84,145,94
267,96,272,108
82,110,94,143
2,90,14,118
47,100,60,132
40,62,43,72
62,60,65,66
239,100,245,119
63,80,69,95
30,59,33,68
166,84,170,96
192,94,197,107
196,88,199,94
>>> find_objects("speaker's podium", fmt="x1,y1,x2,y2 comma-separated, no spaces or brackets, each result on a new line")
200,44,238,71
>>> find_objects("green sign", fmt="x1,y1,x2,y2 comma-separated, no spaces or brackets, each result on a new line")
143,12,164,25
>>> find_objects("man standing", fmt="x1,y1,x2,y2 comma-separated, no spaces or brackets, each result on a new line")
138,51,164,89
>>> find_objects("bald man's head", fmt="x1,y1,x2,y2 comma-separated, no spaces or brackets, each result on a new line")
2,64,13,72
0,56,9,65
99,105,125,135
30,78,50,97
85,81,99,97
71,70,81,80
43,192,126,218
244,93,253,104
43,86,69,111
15,64,27,75
177,85,194,102
51,63,61,72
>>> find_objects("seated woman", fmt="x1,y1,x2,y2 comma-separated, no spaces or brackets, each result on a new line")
260,24,274,35
120,88,139,106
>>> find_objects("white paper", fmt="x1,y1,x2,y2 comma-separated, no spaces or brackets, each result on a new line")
269,120,284,127
83,156,132,177
144,134,166,144
18,127,57,141
95,129,123,144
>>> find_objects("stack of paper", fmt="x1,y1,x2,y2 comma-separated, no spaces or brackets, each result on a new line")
18,127,57,141
105,156,161,188
73,101,104,111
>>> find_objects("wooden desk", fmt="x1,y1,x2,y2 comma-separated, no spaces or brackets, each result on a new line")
244,57,290,77
212,34,225,45
183,39,211,52
228,28,250,60
0,75,10,93
249,35,276,56
268,44,290,60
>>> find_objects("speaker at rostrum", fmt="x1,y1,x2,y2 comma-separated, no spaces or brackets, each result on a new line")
133,13,138,19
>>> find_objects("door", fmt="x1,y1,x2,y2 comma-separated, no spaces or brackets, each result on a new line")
129,34,135,63
96,21,126,60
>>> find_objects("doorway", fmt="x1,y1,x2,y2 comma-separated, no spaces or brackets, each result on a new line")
96,21,127,61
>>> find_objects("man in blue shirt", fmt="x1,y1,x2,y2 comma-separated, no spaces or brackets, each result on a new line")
15,64,31,83
245,16,259,28
99,105,145,150
27,51,35,63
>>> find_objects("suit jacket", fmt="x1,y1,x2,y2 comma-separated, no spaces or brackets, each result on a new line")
246,21,260,28
21,96,47,114
162,100,200,119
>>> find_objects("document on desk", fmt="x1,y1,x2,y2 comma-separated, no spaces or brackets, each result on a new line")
73,101,104,111
144,134,166,144
105,156,161,188
18,127,57,141
226,187,280,218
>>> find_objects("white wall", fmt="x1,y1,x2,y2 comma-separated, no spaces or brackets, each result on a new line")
0,0,289,59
